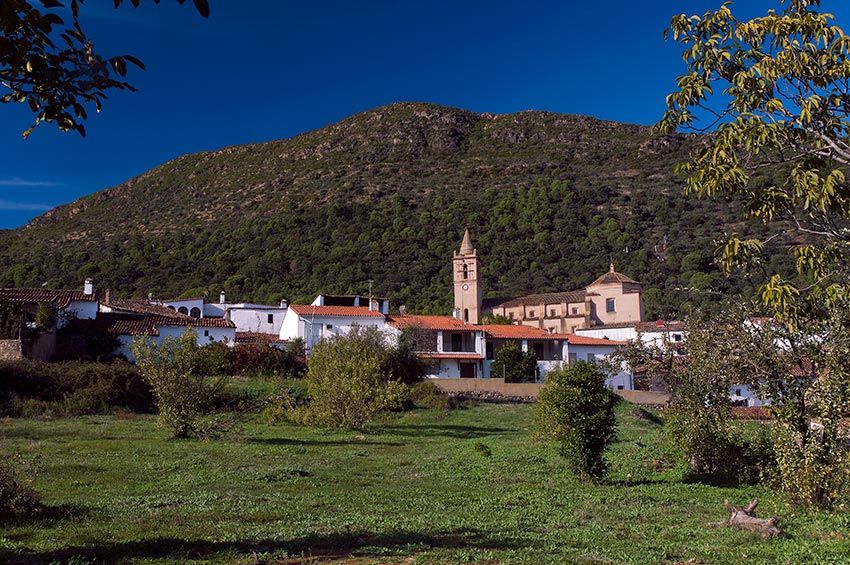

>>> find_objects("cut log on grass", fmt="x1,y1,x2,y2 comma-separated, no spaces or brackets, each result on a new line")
724,499,782,537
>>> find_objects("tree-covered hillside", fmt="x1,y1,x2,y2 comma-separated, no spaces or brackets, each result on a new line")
0,103,786,317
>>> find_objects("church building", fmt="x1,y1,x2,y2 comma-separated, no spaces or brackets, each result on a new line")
454,230,644,333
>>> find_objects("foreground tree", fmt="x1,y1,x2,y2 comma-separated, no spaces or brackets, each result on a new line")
302,327,411,429
535,361,617,482
491,341,539,383
657,0,850,321
1,0,208,137
131,329,227,439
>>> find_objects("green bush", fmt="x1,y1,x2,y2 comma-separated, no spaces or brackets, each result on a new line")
536,361,617,482
131,330,229,439
409,380,453,410
0,453,41,522
491,341,539,383
0,360,153,417
302,327,410,429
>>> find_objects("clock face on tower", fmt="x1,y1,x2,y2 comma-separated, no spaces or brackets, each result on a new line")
462,284,469,291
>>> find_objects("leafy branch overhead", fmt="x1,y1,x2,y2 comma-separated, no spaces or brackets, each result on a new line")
657,0,850,320
0,0,209,138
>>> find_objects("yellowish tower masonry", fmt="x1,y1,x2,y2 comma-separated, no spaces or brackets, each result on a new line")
453,229,483,324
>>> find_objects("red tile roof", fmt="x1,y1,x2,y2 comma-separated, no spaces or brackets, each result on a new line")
563,334,626,346
481,324,561,340
288,304,385,318
484,290,589,310
0,287,97,309
387,314,478,331
588,269,640,287
93,312,234,337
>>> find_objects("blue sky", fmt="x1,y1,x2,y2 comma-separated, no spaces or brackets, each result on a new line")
2,0,849,228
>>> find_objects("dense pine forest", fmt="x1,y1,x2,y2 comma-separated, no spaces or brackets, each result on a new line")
0,103,788,317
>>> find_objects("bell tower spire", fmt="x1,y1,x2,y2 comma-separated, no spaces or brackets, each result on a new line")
453,229,482,324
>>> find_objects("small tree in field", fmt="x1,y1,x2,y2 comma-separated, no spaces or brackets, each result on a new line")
131,329,226,439
303,327,409,429
491,341,539,383
535,361,617,482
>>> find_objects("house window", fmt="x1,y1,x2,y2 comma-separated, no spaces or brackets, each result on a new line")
571,307,578,315
462,264,469,280
735,388,742,396
673,334,683,342
267,314,274,324
568,352,577,364
204,330,209,337
549,309,555,317
588,353,597,364
617,385,624,390
529,310,535,318
178,306,189,315
190,307,201,317
606,298,616,313
486,342,494,360
326,324,333,330
464,308,469,322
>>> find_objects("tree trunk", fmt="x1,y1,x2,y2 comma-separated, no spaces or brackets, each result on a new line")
724,499,781,537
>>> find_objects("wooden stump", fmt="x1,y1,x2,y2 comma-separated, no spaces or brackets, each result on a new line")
724,499,782,537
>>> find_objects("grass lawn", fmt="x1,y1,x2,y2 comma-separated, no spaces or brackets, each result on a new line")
1,401,848,564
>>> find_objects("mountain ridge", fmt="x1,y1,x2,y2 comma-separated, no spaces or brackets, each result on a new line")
0,102,765,317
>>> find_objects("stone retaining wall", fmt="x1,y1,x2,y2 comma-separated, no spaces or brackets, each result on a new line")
431,377,670,405
0,339,23,361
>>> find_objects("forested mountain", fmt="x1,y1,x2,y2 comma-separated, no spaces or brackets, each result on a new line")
0,102,784,317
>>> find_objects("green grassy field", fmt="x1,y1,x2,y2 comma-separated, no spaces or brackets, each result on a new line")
1,401,848,564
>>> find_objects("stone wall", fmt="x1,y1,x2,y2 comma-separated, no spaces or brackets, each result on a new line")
0,339,23,361
432,377,670,405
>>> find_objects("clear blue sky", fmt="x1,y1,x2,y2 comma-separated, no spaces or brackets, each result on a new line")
2,0,848,228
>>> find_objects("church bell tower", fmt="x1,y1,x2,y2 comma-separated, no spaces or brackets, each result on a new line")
453,229,482,324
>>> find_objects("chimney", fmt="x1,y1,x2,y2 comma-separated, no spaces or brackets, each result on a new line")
219,291,226,305
83,279,93,296
369,299,378,312
104,289,112,304
148,292,153,302
280,299,288,309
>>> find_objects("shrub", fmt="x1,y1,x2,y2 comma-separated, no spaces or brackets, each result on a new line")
536,361,617,482
491,341,539,383
409,380,453,410
262,380,311,424
0,360,153,416
0,453,41,522
302,327,409,429
227,339,307,379
193,341,232,376
131,330,228,439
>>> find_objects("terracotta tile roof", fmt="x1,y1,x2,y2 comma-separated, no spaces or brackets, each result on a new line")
484,290,589,310
481,324,562,340
563,334,626,346
634,320,686,332
235,331,288,344
417,352,484,360
156,316,235,328
96,313,160,336
387,315,478,331
103,298,190,319
588,269,640,287
0,287,96,309
288,304,385,318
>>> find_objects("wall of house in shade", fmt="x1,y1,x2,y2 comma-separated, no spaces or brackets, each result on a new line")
115,325,235,362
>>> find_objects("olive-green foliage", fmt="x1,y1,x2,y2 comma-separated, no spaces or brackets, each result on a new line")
131,329,227,439
0,300,22,339
0,453,40,522
33,303,54,331
0,104,784,321
408,380,454,410
0,360,153,417
491,341,539,383
536,361,617,482
659,0,850,318
302,327,410,429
